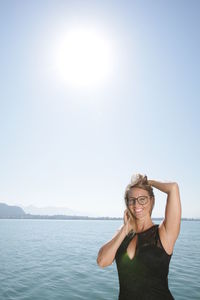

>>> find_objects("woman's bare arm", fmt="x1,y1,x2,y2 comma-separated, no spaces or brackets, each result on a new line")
148,179,181,247
96,225,126,268
97,210,135,268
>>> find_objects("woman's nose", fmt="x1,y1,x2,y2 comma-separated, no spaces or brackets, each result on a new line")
134,200,142,207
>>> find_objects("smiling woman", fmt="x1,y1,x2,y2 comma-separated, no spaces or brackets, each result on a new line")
97,174,181,300
55,27,114,88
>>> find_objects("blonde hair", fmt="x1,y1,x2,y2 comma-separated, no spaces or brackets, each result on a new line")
124,174,155,216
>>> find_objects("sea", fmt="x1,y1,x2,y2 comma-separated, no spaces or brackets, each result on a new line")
0,219,200,300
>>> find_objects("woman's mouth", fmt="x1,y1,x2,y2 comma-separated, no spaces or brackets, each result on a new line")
134,209,143,213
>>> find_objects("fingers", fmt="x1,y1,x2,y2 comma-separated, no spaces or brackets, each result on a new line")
148,179,153,186
124,209,129,218
124,208,130,215
123,209,129,224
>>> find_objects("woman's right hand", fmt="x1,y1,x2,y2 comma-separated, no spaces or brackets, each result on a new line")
123,209,136,235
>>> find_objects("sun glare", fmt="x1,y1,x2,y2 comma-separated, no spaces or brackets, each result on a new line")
55,27,114,88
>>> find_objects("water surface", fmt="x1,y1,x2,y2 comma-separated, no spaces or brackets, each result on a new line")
0,220,199,299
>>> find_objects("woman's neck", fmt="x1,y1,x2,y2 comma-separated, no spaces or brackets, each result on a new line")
135,217,154,233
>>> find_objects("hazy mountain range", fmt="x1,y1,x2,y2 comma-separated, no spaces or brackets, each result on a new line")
0,203,105,218
0,203,25,218
0,203,199,220
0,203,121,220
21,205,86,216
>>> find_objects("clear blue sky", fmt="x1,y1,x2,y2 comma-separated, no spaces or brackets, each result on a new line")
0,0,199,217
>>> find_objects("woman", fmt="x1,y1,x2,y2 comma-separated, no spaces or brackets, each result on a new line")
97,174,181,300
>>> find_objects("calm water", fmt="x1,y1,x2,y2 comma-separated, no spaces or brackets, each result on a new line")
0,220,200,300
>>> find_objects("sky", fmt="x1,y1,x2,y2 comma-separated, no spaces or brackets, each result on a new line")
0,0,200,218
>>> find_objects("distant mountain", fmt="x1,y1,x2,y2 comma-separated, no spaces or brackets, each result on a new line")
0,203,122,220
1,203,199,221
22,205,88,216
0,203,25,218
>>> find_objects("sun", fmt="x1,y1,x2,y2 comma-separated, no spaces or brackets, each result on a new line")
55,27,114,88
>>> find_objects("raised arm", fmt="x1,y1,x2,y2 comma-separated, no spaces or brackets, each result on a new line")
97,210,135,268
148,179,181,247
97,225,126,268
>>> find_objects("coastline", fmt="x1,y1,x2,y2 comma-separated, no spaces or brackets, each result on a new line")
0,216,199,221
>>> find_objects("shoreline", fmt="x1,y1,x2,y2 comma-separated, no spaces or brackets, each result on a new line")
0,216,199,221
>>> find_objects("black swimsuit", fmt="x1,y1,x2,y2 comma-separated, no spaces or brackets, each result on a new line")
115,224,174,300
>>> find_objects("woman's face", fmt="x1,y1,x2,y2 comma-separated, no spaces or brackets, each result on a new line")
127,187,152,219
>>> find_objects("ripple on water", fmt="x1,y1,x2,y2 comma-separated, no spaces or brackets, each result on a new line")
0,220,200,300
